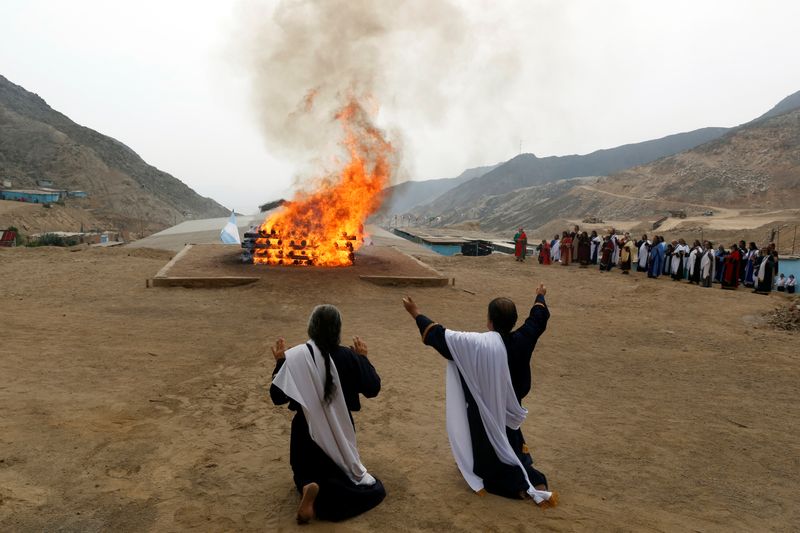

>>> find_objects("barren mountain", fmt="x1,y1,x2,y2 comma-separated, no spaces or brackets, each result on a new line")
513,104,800,234
410,90,800,235
378,164,499,216
0,75,228,234
412,127,729,222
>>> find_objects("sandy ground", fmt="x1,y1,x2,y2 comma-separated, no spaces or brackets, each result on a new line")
1,243,798,532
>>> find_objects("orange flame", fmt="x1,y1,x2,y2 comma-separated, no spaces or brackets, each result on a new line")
253,98,393,266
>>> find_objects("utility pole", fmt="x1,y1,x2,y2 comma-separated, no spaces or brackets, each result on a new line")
519,139,523,155
792,225,797,255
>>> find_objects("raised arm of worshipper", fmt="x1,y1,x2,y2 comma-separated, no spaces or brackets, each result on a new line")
343,337,381,399
513,290,550,349
269,337,291,406
403,296,453,360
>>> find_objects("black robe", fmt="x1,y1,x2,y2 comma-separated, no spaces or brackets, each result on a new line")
415,295,550,498
754,255,776,294
270,346,385,521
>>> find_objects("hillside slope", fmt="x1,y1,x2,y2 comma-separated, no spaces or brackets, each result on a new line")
414,127,729,222
0,75,228,233
485,106,800,234
379,164,499,216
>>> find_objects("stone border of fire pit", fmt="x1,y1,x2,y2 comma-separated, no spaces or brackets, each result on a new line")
359,248,452,287
146,244,260,289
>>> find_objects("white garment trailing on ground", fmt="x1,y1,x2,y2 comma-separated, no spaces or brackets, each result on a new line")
444,330,553,504
272,340,376,486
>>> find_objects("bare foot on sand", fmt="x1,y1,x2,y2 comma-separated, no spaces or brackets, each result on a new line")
296,482,319,525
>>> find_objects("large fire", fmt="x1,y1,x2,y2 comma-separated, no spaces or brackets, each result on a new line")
247,98,393,267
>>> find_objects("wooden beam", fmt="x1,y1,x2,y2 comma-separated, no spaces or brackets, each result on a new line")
359,275,450,287
150,276,259,289
154,244,193,279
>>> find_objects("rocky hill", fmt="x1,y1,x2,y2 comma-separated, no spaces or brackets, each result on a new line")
402,89,800,235
378,164,499,216
467,100,800,234
411,127,729,223
0,75,228,234
584,108,800,210
753,89,800,123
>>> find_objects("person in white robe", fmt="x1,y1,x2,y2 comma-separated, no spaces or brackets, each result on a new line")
610,230,620,265
550,235,561,263
671,239,690,280
637,235,650,272
700,242,716,287
590,231,602,264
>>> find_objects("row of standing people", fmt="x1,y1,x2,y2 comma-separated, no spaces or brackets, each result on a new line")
515,226,794,295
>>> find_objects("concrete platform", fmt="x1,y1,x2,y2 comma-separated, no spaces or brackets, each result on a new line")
148,241,451,288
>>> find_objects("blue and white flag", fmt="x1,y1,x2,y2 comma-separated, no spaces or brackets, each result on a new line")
220,212,241,244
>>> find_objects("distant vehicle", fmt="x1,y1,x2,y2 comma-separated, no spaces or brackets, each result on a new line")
703,210,714,216
668,210,687,219
461,240,493,256
652,216,668,230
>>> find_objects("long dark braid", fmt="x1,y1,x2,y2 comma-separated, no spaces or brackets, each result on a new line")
307,304,342,404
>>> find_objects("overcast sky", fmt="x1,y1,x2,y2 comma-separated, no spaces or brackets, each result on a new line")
2,0,799,213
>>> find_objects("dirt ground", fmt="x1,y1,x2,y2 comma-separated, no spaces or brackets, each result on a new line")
1,243,798,532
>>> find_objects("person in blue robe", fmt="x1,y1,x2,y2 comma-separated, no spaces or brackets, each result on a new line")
648,236,665,278
742,243,758,287
714,245,726,283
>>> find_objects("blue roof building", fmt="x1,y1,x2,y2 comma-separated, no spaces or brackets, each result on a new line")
0,189,61,203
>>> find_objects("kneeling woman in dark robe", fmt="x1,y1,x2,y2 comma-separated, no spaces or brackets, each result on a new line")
270,305,385,524
402,286,558,508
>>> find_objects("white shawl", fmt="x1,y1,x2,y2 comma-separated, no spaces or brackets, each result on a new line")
638,241,650,269
700,250,715,279
687,247,700,276
591,236,602,258
444,330,553,504
672,244,690,273
551,240,561,262
756,257,769,283
272,340,376,486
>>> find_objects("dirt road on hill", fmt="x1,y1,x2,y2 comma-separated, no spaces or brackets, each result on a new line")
0,244,798,531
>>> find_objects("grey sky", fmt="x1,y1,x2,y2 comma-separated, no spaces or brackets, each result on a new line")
2,0,799,214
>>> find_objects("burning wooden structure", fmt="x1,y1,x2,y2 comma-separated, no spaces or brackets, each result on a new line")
241,228,358,266
242,99,393,268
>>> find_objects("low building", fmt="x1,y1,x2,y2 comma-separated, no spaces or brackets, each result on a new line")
37,179,53,188
68,190,88,198
1,179,11,188
39,187,69,199
0,189,61,203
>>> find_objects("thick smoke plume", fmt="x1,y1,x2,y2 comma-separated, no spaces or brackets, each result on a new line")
241,0,471,183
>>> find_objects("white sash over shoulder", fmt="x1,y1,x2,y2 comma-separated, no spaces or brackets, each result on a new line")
444,330,552,504
272,340,375,486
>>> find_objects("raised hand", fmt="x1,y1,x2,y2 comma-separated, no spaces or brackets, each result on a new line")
271,337,286,361
351,336,368,356
536,283,547,296
402,296,420,318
